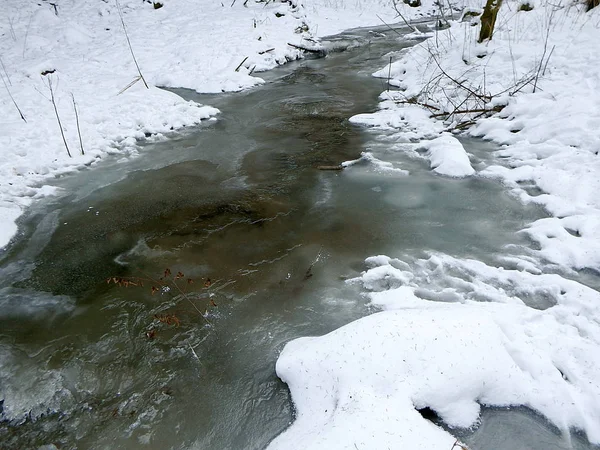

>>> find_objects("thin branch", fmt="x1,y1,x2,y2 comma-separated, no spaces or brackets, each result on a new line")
541,45,556,76
429,51,492,102
235,56,249,72
390,1,419,32
46,75,72,157
22,14,34,59
430,105,503,118
394,98,441,111
1,71,26,122
287,43,323,54
375,14,405,36
0,56,12,86
71,93,85,155
118,76,142,95
387,56,392,91
115,0,149,89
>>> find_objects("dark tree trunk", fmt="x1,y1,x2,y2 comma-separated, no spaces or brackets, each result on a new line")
478,0,503,43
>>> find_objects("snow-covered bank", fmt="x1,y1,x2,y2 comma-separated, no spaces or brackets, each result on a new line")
351,0,600,271
269,254,600,449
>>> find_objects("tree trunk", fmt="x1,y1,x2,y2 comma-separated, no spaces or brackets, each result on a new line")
587,0,599,11
478,0,503,43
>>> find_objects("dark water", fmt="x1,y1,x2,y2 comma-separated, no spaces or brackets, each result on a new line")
0,26,596,450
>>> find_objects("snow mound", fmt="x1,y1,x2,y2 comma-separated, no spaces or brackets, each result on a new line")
269,254,600,449
342,151,409,175
422,133,474,177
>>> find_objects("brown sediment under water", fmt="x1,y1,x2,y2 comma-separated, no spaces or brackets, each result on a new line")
0,25,597,450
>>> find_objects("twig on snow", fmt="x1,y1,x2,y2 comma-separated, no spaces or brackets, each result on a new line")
235,56,249,72
1,70,26,122
390,1,419,32
0,56,12,86
45,75,72,157
287,43,323,54
115,0,149,89
376,14,404,37
71,93,85,155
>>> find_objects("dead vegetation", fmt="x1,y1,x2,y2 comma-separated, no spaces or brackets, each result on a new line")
107,268,218,340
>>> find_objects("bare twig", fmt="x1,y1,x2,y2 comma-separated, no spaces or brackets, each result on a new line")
22,14,34,59
118,76,143,95
235,56,249,72
115,0,149,89
1,71,26,122
391,1,419,32
541,45,556,77
387,56,392,91
71,93,85,155
45,75,72,157
375,14,404,36
287,43,323,54
0,56,12,86
430,52,492,102
430,105,503,118
394,98,442,111
8,17,17,41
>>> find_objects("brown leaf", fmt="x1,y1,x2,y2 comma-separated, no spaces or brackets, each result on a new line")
204,278,212,288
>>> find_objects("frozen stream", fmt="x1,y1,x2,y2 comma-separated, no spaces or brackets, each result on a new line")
0,26,598,449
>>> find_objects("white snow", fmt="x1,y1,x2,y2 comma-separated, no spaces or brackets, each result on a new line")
342,151,409,175
269,254,600,449
422,132,475,176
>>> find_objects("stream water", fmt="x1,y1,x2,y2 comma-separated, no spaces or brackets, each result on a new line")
0,26,598,450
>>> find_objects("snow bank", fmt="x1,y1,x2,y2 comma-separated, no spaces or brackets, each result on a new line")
269,254,600,449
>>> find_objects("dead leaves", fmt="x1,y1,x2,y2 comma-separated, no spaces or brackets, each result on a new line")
106,277,142,288
108,268,219,335
154,314,180,327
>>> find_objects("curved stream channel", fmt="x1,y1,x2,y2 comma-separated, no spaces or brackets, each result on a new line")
1,26,598,450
